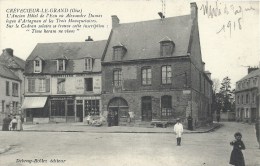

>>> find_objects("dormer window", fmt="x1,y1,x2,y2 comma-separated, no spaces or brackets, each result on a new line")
85,57,93,71
34,59,42,73
57,59,65,71
113,43,127,61
160,37,175,57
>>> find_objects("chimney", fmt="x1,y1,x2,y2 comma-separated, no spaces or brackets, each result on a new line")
248,66,259,74
85,36,93,41
190,2,198,20
111,15,120,28
205,71,211,79
3,48,14,56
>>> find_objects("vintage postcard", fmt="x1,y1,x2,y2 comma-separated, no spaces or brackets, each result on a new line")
0,0,259,166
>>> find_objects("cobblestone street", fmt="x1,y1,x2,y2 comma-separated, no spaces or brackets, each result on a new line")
0,122,259,166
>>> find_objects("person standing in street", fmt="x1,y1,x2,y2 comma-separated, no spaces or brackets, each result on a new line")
174,118,184,146
2,115,11,131
17,115,23,131
229,132,246,166
10,116,18,131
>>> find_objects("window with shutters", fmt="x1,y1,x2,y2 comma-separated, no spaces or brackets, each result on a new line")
6,81,10,96
28,78,50,92
12,83,19,97
28,79,35,92
34,60,42,73
39,79,46,92
57,59,65,71
57,78,66,93
85,58,93,71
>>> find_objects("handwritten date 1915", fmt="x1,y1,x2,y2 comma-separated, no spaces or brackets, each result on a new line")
217,17,242,37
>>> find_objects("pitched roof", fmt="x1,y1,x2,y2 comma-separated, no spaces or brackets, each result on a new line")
0,53,25,69
0,63,21,81
237,69,260,82
27,40,107,60
103,15,192,62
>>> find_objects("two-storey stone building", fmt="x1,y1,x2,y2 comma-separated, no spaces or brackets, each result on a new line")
23,40,106,123
101,3,213,128
235,67,260,123
0,48,25,123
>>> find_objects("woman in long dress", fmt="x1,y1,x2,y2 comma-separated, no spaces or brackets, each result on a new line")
16,116,23,131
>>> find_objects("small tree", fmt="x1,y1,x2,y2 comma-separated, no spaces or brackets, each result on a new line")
216,77,234,112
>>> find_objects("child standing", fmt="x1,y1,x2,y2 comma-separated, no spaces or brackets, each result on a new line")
229,132,246,166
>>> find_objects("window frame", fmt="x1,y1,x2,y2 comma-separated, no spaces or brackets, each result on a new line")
141,67,152,86
85,57,93,71
85,78,93,92
113,69,122,87
57,78,66,93
161,95,173,117
6,81,10,96
12,82,19,97
34,60,42,73
161,65,172,85
57,59,65,71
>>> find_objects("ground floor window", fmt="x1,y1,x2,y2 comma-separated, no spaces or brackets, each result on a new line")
84,100,100,116
67,100,75,116
161,95,172,117
51,100,65,116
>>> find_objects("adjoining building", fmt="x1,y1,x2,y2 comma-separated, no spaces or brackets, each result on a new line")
101,3,213,128
0,48,25,122
22,39,106,123
235,66,260,123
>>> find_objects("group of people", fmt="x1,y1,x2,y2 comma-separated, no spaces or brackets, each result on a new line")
173,117,260,166
2,115,24,131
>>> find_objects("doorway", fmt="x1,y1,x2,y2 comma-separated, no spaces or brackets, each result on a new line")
76,104,83,122
107,97,128,126
141,96,152,121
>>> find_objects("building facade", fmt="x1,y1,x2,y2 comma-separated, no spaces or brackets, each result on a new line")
235,67,260,123
0,48,25,123
23,41,106,123
101,3,213,128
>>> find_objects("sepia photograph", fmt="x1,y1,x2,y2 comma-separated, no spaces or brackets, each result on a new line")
0,0,259,166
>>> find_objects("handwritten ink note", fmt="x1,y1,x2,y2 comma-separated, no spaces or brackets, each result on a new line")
5,8,107,33
200,1,256,37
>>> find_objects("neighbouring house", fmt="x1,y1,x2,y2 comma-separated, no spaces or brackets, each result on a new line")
235,66,260,123
101,2,213,128
22,39,106,123
0,48,25,123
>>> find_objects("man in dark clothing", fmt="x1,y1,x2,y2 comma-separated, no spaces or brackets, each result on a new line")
2,115,12,131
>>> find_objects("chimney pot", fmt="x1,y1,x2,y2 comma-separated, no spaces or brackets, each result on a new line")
85,36,93,41
111,15,120,28
4,48,14,56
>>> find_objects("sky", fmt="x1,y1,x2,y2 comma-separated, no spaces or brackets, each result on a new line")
0,0,259,89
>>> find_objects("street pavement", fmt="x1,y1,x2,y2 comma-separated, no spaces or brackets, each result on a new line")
0,122,259,166
14,121,221,133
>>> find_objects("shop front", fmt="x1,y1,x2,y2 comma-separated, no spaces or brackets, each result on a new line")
75,96,101,123
49,96,75,123
22,97,49,123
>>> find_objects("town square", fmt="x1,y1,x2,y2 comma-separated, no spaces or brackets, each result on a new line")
0,1,259,166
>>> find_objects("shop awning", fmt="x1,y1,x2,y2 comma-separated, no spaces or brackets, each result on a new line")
21,97,48,109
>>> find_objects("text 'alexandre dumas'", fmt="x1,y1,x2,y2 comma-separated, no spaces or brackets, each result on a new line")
5,8,107,33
